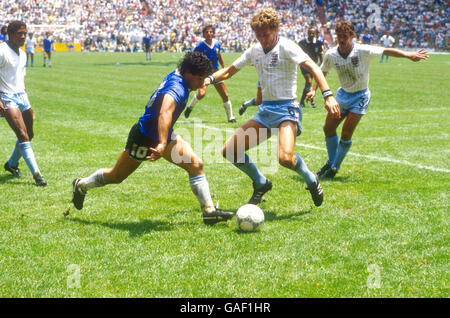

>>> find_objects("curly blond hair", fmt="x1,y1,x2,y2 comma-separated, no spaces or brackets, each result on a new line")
250,8,280,31
335,21,355,35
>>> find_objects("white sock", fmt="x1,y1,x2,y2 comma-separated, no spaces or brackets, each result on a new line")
223,100,234,120
187,94,199,110
189,174,215,214
79,169,106,193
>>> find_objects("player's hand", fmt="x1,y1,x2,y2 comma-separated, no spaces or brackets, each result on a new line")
305,90,316,102
324,96,340,119
148,143,166,161
408,49,428,62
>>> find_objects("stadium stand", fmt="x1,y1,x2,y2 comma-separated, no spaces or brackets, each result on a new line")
1,0,448,52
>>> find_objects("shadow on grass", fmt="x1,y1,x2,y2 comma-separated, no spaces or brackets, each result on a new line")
67,217,173,237
263,209,312,222
0,174,32,185
291,175,351,184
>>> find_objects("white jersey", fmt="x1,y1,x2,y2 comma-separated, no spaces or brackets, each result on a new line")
233,36,310,101
0,42,26,93
25,37,37,53
321,43,384,93
380,34,395,48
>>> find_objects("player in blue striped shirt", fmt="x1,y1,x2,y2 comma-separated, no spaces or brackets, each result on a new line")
72,52,233,225
185,25,236,123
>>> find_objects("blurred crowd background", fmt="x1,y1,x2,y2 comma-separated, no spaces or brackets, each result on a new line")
1,0,448,52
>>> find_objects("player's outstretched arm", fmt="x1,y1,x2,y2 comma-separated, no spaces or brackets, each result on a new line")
301,59,340,118
383,48,429,62
204,65,239,86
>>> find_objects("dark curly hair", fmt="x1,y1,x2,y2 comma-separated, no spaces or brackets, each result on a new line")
7,21,26,36
178,51,213,77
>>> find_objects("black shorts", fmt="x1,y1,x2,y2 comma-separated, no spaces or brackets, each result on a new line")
125,123,159,161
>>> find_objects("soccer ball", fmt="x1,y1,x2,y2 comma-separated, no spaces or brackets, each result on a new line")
236,204,264,232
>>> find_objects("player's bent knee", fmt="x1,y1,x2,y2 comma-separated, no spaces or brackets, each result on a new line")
278,153,295,169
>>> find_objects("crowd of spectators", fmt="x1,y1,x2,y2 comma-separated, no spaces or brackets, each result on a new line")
1,0,448,52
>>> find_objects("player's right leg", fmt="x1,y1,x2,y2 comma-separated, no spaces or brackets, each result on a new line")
162,135,233,224
222,119,272,204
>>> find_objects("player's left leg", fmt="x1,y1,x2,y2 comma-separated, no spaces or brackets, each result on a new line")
163,136,233,224
185,85,207,118
214,82,235,123
327,112,362,175
4,104,45,185
72,150,142,210
278,121,323,206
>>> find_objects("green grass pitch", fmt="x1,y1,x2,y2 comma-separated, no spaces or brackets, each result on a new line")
0,51,448,297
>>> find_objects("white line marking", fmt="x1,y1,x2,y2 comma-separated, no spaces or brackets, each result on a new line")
178,121,450,173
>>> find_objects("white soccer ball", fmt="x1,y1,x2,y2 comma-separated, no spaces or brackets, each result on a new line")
236,204,264,232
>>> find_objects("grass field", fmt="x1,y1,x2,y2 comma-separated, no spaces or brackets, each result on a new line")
0,51,448,298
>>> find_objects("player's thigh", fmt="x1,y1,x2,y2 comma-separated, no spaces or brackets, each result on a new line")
22,108,35,139
104,150,142,183
214,82,229,100
277,121,297,165
163,136,203,177
4,108,29,141
222,119,271,161
341,112,363,140
303,72,313,86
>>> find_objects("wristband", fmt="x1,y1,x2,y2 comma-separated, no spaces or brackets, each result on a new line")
208,75,215,85
322,89,333,98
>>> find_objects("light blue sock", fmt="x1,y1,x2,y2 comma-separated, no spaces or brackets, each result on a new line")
243,98,256,107
294,154,316,186
325,135,339,165
8,140,22,168
332,138,352,171
233,153,267,189
18,141,40,176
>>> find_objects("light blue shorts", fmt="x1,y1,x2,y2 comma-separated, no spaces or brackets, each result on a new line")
0,92,32,113
252,100,302,136
336,88,371,116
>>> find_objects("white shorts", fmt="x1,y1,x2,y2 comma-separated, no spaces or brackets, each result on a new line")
0,92,32,113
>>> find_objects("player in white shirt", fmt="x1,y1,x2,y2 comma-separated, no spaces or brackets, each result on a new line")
0,21,47,186
25,32,37,67
204,8,340,207
379,30,395,63
308,21,428,179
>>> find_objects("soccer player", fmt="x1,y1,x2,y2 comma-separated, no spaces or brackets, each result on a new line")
142,31,152,61
0,21,47,186
298,27,324,108
307,21,428,179
0,26,7,43
361,29,373,45
25,32,37,67
184,25,236,123
203,8,341,207
379,30,395,63
42,32,54,67
71,52,233,225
